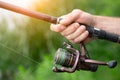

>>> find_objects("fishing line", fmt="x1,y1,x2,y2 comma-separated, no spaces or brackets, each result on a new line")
0,42,40,64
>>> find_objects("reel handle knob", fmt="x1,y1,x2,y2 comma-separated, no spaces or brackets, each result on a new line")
107,60,117,68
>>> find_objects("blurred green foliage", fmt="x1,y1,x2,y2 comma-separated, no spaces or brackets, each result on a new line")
0,0,120,80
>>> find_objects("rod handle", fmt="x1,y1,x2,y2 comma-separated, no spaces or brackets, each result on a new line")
85,24,120,43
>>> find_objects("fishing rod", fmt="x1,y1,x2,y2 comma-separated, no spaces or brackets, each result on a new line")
0,1,118,73
0,1,120,44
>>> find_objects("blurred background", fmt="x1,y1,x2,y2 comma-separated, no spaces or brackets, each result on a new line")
0,0,120,80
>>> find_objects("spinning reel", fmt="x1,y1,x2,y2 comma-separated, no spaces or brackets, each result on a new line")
52,42,117,73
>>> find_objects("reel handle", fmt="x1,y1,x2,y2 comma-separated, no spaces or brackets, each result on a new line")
85,59,117,68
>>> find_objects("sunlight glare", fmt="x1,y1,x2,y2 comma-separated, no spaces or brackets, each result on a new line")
0,0,38,30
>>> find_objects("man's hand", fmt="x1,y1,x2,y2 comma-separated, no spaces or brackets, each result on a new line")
50,9,95,43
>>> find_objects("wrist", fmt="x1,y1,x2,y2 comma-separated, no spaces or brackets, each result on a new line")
86,14,98,29
92,15,108,30
92,15,99,28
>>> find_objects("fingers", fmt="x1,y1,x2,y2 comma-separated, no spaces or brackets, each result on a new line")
66,25,86,40
50,24,66,32
61,23,79,36
59,9,82,26
73,31,89,43
50,22,90,43
61,23,89,43
64,25,89,43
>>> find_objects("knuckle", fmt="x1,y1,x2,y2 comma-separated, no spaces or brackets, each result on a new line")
80,25,86,31
71,9,85,21
80,14,86,20
74,23,80,27
72,9,82,17
72,9,81,13
79,12,91,22
73,23,79,29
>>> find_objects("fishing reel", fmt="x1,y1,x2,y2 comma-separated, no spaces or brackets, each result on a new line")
52,42,117,73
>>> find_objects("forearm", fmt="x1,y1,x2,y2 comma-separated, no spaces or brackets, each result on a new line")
94,16,120,35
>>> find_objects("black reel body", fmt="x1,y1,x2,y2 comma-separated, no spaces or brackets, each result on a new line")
52,42,117,73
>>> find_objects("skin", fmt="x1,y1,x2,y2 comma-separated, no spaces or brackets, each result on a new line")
50,9,120,44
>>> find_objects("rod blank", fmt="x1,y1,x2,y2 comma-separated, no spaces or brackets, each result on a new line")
0,1,57,24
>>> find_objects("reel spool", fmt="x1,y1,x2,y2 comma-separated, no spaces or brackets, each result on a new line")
52,42,117,73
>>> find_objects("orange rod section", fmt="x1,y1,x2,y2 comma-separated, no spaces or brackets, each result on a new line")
0,1,57,24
